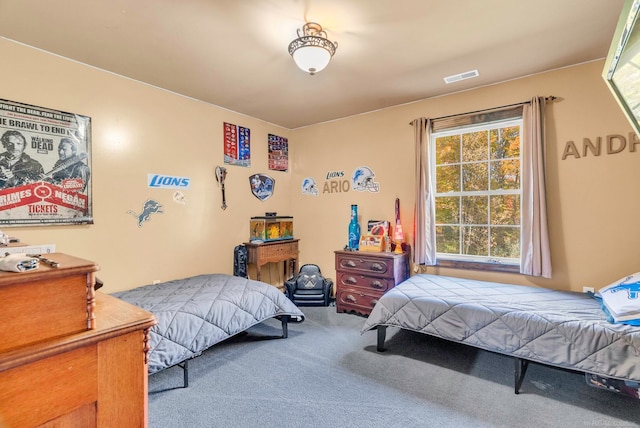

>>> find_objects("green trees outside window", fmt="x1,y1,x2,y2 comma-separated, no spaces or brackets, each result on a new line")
433,121,521,263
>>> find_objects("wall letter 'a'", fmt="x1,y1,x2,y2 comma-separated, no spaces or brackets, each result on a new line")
562,141,580,160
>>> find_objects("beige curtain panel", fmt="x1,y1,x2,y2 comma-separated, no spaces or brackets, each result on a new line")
521,96,552,278
412,117,436,266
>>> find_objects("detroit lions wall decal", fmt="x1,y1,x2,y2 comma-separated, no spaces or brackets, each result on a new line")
352,166,380,192
249,173,274,201
127,199,164,227
173,191,187,204
301,177,318,196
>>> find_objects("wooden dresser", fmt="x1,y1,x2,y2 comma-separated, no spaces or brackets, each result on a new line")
0,253,156,427
335,250,409,316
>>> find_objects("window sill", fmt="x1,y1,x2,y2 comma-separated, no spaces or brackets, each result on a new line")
435,259,520,274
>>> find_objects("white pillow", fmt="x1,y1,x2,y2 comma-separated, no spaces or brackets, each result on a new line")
596,273,640,325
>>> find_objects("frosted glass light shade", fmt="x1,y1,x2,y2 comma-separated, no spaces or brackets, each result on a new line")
292,46,331,75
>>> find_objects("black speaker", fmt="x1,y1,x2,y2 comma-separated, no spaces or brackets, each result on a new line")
233,244,248,278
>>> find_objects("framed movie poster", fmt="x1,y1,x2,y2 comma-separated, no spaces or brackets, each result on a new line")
0,99,92,226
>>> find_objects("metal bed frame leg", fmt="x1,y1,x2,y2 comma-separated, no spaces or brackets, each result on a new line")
514,358,529,394
377,326,387,352
281,315,289,338
177,359,189,388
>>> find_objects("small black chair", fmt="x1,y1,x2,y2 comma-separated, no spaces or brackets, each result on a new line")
284,264,333,306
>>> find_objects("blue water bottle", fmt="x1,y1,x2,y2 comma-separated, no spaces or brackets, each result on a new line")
348,204,361,250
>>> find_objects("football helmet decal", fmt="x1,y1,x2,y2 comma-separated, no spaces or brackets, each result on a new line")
301,177,319,196
351,166,380,192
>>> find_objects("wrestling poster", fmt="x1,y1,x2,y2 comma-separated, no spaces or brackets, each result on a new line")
0,99,92,226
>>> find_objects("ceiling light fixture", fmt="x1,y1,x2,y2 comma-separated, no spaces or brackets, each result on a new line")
288,22,338,75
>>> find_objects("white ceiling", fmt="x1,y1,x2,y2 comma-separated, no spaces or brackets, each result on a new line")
0,0,625,129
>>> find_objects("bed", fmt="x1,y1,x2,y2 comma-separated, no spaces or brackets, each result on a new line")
361,274,640,394
113,273,304,386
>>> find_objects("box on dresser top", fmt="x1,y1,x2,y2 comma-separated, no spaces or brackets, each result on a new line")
335,250,409,316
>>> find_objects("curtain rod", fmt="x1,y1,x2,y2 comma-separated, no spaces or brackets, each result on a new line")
410,96,557,125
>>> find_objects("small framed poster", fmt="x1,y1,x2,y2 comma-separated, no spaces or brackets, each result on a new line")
268,134,288,172
224,122,250,167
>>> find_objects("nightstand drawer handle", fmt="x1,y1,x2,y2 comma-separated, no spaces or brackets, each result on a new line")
370,263,384,272
345,276,357,285
346,294,357,303
370,280,384,289
345,260,357,268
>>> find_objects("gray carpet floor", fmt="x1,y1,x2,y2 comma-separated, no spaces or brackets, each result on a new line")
148,306,640,428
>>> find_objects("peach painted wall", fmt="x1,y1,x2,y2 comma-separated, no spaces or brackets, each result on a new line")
0,38,293,292
2,35,637,293
290,60,640,292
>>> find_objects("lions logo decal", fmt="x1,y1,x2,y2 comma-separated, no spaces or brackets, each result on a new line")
351,166,380,193
127,199,164,227
249,173,275,201
301,177,318,196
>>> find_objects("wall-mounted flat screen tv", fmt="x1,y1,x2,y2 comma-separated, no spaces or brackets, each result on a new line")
603,0,640,137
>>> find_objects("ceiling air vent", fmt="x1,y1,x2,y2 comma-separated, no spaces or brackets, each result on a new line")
443,69,479,84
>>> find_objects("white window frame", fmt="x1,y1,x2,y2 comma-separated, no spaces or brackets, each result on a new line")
430,118,523,266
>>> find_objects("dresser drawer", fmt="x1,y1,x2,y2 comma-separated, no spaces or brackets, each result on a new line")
336,287,382,315
337,253,391,274
0,345,98,427
248,240,298,263
335,251,407,283
336,271,394,293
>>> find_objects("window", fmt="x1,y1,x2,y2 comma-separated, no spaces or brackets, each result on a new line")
431,117,522,266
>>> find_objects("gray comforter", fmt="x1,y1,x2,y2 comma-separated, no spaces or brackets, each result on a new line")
362,274,640,382
113,274,304,374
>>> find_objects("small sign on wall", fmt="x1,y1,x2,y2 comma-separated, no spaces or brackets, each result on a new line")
223,122,250,167
147,173,191,189
268,134,288,172
249,173,274,201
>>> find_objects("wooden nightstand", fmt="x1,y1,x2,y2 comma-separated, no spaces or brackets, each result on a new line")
244,239,299,291
334,250,409,316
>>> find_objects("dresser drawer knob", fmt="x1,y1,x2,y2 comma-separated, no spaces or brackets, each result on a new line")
345,260,357,268
371,280,384,289
370,263,384,272
346,294,357,303
370,299,378,307
345,276,357,285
